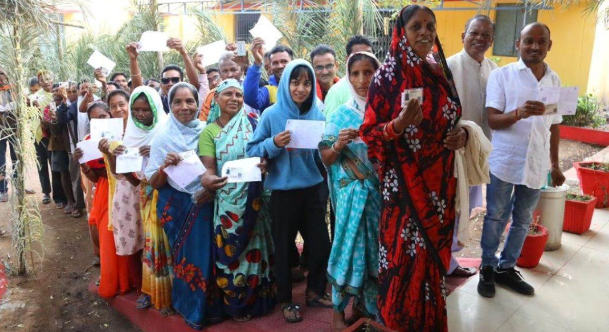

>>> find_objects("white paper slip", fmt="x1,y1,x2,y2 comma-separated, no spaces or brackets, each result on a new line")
285,119,325,149
537,86,560,115
76,139,103,164
115,148,143,174
249,16,283,48
401,88,424,107
164,150,207,190
221,157,262,183
137,31,170,52
86,50,116,76
90,118,124,141
59,82,69,89
558,86,579,115
236,41,247,56
197,40,228,67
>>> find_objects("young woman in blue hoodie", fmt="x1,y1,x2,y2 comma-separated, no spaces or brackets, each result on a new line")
246,60,332,323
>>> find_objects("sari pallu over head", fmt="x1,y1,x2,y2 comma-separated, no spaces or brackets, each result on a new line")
123,86,168,148
359,6,462,274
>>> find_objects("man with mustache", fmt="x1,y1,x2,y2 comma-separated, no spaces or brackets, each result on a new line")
310,45,339,104
478,22,565,299
446,15,497,279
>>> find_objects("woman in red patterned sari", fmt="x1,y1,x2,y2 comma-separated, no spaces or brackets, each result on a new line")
360,5,467,332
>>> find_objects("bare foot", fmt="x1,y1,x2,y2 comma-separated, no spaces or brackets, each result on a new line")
332,311,349,332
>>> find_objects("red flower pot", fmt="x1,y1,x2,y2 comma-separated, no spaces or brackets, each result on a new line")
516,224,549,269
574,162,609,208
563,196,597,234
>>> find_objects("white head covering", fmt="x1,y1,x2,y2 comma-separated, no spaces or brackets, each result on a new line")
345,51,381,114
123,86,168,147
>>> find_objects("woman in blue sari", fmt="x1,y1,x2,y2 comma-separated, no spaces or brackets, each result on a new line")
145,82,222,329
319,52,381,332
199,79,275,322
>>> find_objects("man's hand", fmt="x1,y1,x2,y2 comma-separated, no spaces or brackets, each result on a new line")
126,42,139,60
251,37,265,66
551,166,566,187
167,38,187,55
517,101,546,119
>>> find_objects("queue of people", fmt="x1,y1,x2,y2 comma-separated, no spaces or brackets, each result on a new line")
0,4,568,332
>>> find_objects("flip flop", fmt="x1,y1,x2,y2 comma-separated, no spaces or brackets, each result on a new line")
136,294,151,310
450,266,477,278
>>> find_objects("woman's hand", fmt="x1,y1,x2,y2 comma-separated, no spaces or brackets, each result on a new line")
112,145,126,157
393,99,423,133
273,130,291,148
139,145,151,158
444,127,467,150
73,148,84,163
94,68,107,84
257,157,268,174
98,138,111,155
334,129,359,151
161,152,181,170
206,175,228,191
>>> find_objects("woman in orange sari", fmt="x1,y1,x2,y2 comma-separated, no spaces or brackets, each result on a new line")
73,101,140,297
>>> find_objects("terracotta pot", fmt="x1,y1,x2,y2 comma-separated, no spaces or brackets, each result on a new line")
516,224,549,268
563,196,597,234
343,318,396,332
574,162,609,208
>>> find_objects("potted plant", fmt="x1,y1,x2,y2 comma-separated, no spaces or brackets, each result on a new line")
574,162,609,208
516,215,549,269
343,318,396,332
563,193,597,234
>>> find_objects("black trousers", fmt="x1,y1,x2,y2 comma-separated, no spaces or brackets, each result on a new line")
35,138,66,203
270,183,331,303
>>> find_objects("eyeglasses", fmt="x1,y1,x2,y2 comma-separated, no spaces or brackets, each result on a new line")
314,64,335,72
466,31,493,40
161,77,180,84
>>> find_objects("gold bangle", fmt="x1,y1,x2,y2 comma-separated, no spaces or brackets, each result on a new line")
131,71,142,77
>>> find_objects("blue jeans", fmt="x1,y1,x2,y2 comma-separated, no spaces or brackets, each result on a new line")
481,173,541,269
0,137,18,193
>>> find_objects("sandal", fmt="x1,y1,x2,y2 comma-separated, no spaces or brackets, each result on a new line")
42,195,51,204
136,294,151,310
64,206,74,214
71,209,83,218
232,313,252,322
305,291,333,308
160,307,176,317
450,266,477,278
56,203,65,209
282,303,303,323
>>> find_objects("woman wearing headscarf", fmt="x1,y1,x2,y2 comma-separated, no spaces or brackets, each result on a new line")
145,82,222,330
111,86,170,313
319,52,381,331
74,101,140,298
360,5,466,332
246,60,331,323
199,79,275,322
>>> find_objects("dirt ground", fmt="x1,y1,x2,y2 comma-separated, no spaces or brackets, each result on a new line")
0,139,603,332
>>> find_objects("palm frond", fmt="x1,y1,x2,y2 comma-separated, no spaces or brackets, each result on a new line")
191,8,228,45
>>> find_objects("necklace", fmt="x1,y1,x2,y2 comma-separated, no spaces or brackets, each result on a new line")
215,118,225,128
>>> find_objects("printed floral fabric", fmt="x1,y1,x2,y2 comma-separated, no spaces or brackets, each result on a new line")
111,176,144,256
360,7,461,332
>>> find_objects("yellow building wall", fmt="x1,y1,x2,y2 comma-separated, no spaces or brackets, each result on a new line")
162,12,235,44
587,1,609,106
433,1,596,94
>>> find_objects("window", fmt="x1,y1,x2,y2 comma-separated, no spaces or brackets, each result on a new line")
235,13,260,43
493,5,538,57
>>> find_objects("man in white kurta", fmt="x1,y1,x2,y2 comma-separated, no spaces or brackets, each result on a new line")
446,15,497,278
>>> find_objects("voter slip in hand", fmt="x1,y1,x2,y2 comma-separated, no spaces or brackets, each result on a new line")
137,31,170,52
164,150,207,190
76,139,103,164
537,86,579,116
90,118,124,142
221,157,262,183
249,16,283,48
115,148,143,174
197,40,228,67
285,119,325,149
87,50,116,76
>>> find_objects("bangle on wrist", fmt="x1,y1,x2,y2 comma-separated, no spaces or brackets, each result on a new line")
331,143,342,154
131,71,142,77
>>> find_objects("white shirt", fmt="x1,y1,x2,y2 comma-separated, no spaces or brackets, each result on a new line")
76,94,100,142
447,49,497,139
486,59,562,189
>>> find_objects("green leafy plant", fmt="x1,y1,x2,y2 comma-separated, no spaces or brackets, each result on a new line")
566,193,595,202
561,94,605,128
581,162,609,172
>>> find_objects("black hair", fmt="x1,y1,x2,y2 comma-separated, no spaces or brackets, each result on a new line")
519,22,551,40
270,45,294,59
310,44,336,63
207,68,219,75
86,101,111,119
28,77,39,87
346,35,373,56
106,81,120,90
78,78,91,89
464,14,495,33
106,89,130,105
161,65,184,81
263,52,271,60
128,80,133,87
401,5,436,27
347,53,380,73
133,92,148,104
109,72,127,81
289,65,315,114
52,83,59,89
144,78,160,85
168,82,199,108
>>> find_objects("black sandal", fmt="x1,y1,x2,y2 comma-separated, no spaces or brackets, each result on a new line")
282,303,303,323
305,291,333,308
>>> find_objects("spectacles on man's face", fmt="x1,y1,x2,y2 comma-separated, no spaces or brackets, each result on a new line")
314,64,335,72
161,77,180,85
466,30,493,40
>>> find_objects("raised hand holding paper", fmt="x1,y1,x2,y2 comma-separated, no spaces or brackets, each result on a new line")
221,157,262,183
90,118,124,141
197,40,228,67
86,50,116,76
115,148,143,174
249,16,283,48
164,150,207,190
236,41,247,56
137,31,170,52
285,119,325,149
76,139,103,164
